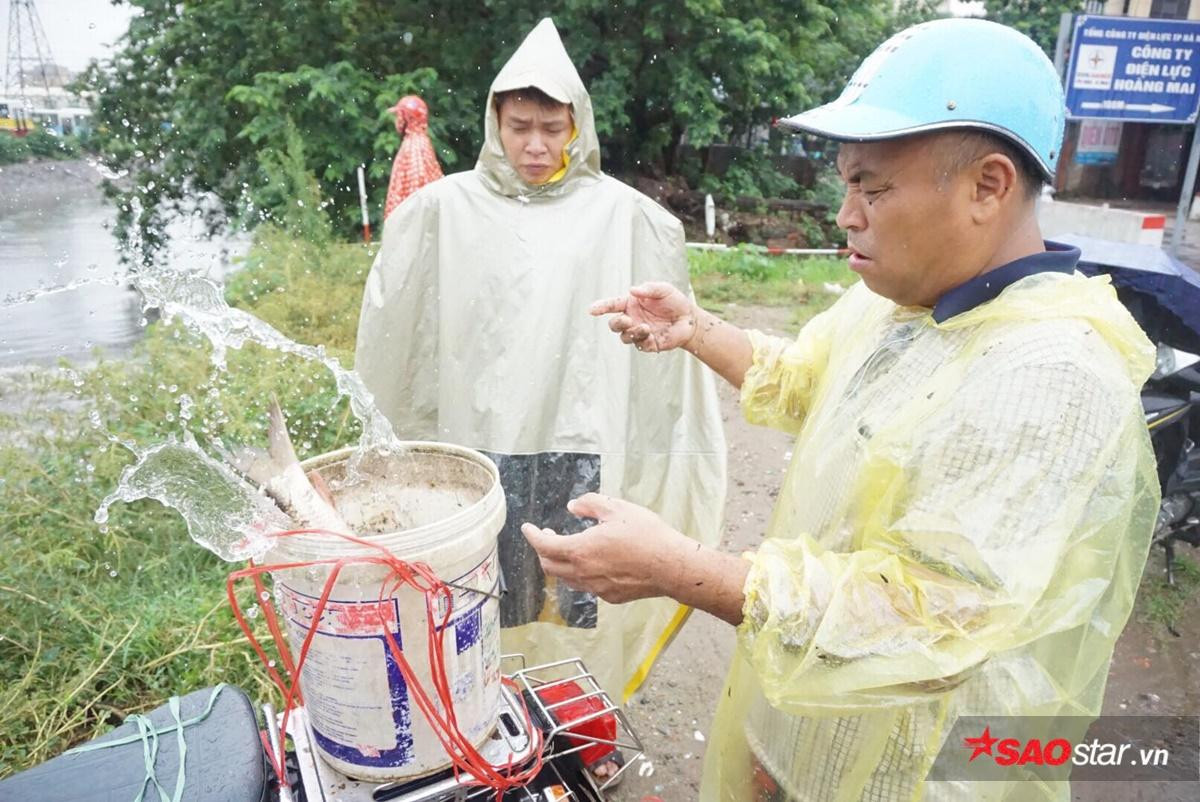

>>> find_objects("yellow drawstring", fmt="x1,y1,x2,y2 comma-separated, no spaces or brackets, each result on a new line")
545,126,578,184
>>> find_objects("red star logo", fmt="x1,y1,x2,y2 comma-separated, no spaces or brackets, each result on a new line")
963,726,999,762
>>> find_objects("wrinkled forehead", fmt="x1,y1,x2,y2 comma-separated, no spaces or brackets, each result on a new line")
835,134,946,177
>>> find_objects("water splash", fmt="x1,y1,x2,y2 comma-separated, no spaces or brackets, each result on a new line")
15,195,405,560
129,266,399,454
94,432,288,562
2,275,126,308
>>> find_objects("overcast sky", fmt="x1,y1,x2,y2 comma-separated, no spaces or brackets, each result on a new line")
1,0,137,72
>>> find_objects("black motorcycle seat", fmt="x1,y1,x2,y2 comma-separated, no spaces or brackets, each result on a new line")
1143,391,1189,417
0,685,267,802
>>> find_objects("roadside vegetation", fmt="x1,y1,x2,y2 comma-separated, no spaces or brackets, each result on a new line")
0,130,87,165
690,247,854,327
1136,554,1200,637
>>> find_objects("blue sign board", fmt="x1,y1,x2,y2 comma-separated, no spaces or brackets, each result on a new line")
1066,15,1200,124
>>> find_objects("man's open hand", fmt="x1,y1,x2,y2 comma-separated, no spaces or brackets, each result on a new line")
590,282,698,353
520,493,692,604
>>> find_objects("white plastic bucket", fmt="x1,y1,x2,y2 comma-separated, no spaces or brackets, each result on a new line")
269,443,506,782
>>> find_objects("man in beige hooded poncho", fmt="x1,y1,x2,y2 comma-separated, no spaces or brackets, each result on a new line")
355,18,726,706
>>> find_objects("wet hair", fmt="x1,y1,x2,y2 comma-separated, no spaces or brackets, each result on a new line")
939,130,1045,201
493,86,570,114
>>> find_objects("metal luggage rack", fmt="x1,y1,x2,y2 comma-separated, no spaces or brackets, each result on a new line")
285,655,644,802
507,656,645,793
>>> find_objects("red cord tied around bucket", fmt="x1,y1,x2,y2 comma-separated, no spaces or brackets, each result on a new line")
385,95,444,219
226,528,543,800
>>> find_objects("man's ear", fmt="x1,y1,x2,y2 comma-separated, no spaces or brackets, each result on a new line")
971,153,1020,222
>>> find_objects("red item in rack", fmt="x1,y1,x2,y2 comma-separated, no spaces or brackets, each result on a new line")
534,680,617,768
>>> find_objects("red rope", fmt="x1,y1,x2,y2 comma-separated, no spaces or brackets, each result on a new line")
226,528,543,800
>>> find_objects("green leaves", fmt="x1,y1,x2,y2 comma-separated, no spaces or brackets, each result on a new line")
0,134,32,164
983,0,1086,57
83,0,922,251
224,61,466,234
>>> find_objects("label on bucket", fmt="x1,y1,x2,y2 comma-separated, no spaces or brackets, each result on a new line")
436,553,503,698
278,589,415,766
277,549,502,773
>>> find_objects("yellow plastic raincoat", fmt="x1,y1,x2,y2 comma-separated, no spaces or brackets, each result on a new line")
702,271,1159,800
355,19,726,700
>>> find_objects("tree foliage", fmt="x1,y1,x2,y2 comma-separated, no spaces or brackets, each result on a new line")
80,0,933,255
984,1,1086,57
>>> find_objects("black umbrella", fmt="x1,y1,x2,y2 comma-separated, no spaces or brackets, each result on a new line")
1053,234,1200,355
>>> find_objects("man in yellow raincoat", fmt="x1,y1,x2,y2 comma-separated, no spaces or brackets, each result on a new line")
523,19,1160,800
355,18,726,707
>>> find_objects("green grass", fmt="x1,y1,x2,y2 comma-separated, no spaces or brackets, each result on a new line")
0,133,31,164
0,238,848,776
1135,553,1200,635
689,248,855,317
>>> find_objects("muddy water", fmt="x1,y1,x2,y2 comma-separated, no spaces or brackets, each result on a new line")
0,160,245,366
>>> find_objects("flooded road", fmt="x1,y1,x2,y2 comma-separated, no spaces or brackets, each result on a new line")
0,159,245,367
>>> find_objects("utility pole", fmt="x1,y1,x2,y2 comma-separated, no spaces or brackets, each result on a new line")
4,0,58,131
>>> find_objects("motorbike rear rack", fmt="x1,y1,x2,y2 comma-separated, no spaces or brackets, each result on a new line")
282,656,644,802
510,656,646,791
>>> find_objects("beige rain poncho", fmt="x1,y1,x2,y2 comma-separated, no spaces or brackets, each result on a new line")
356,19,726,700
701,271,1159,800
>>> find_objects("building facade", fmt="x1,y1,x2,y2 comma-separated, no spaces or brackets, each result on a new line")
1057,1,1200,202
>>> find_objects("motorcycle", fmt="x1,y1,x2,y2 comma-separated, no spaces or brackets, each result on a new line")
0,656,643,802
1144,343,1200,587
1063,234,1200,590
